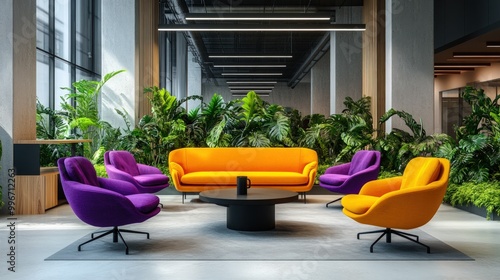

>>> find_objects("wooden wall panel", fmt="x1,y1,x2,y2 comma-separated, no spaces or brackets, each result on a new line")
137,0,159,121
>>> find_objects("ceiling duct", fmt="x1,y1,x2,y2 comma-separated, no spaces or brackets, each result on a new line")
167,0,217,84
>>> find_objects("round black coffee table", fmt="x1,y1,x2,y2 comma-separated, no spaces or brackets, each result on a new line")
199,188,298,231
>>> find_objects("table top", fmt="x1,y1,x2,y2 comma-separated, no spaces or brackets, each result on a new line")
199,188,298,206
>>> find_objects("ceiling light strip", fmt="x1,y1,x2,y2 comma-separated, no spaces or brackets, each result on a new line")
222,73,282,76
210,55,292,58
231,90,273,93
486,42,500,48
232,94,270,97
158,24,366,32
229,86,275,89
214,65,286,67
453,52,500,58
185,13,332,21
226,81,278,84
434,63,491,68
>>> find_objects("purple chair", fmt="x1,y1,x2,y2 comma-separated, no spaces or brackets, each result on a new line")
58,156,161,254
104,150,169,194
319,150,381,207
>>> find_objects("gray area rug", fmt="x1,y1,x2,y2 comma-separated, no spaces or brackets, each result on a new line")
46,199,473,261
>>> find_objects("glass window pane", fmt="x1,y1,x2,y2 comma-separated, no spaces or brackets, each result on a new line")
54,59,71,111
36,50,50,107
75,0,93,70
36,0,50,51
55,0,71,60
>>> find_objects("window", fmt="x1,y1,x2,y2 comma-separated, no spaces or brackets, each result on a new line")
36,0,101,111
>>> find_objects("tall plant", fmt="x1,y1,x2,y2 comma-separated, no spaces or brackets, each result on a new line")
377,108,451,172
60,70,125,160
435,87,500,184
300,96,374,164
36,101,73,166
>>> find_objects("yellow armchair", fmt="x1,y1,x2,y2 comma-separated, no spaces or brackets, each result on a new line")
341,157,450,253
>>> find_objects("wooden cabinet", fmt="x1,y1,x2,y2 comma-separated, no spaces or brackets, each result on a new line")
15,168,60,215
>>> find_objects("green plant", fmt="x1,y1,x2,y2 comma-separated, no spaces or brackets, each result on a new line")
60,70,125,160
376,108,452,172
456,86,500,139
445,181,500,220
36,101,73,166
300,96,374,164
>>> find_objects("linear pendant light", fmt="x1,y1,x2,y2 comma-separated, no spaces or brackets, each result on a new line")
226,81,277,84
213,65,286,67
222,73,282,76
158,24,366,32
453,52,500,58
185,13,333,21
209,55,292,58
486,42,500,48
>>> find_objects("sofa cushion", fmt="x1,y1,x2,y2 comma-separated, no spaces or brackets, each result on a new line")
134,174,169,186
126,194,159,213
180,171,309,186
319,174,349,186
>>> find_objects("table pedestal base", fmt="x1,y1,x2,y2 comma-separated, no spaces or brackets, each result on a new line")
226,204,275,231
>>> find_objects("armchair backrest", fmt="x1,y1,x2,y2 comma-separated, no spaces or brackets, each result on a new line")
400,157,442,189
60,156,99,187
348,150,381,175
106,151,140,176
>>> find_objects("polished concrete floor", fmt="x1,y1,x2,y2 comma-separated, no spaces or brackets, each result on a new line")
1,194,499,280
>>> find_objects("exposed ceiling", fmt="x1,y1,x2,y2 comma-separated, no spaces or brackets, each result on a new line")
161,0,364,92
434,25,500,77
161,0,500,92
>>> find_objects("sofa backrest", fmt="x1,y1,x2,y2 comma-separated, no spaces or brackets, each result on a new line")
62,156,100,187
348,150,380,175
169,147,317,173
108,151,140,176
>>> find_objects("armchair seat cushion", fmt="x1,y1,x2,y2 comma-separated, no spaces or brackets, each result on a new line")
319,174,349,186
341,194,378,215
126,194,160,213
134,174,169,186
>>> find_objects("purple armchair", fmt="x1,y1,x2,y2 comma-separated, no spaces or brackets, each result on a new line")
104,150,169,194
58,156,161,254
319,150,381,207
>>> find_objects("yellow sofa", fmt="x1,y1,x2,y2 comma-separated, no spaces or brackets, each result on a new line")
168,147,318,200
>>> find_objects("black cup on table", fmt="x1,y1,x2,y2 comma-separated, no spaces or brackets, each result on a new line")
236,176,251,195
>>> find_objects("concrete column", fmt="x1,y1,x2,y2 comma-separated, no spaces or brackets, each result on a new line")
101,0,137,128
187,50,202,112
0,0,36,214
330,7,363,114
101,0,158,128
386,0,434,133
311,50,330,116
175,32,188,99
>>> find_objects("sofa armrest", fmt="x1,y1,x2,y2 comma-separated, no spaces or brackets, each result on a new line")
302,161,318,175
168,161,185,188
